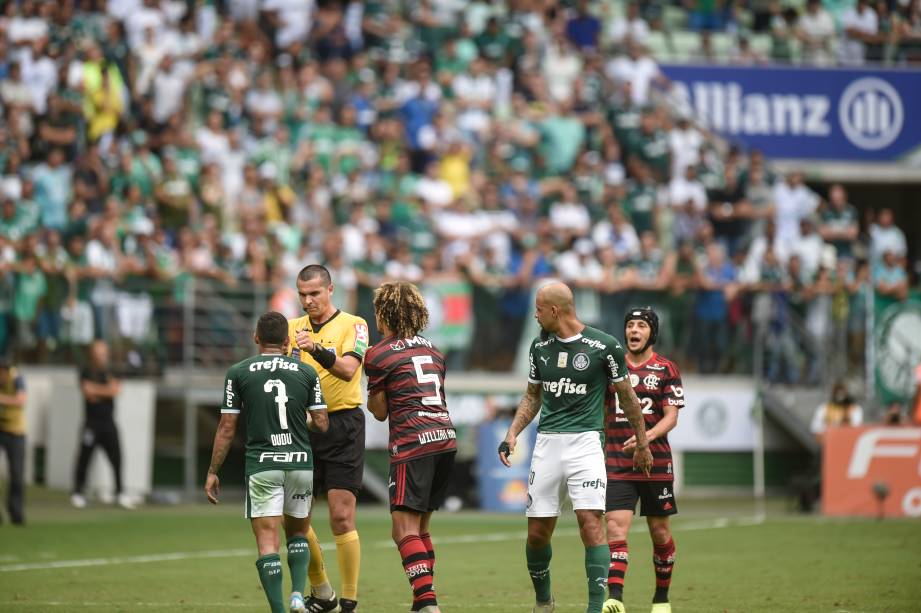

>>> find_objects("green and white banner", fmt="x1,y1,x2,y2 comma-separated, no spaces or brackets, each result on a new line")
873,291,921,405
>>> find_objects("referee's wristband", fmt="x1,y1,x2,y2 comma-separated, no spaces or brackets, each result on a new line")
311,345,337,369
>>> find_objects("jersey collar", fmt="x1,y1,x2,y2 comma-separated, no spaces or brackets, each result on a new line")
627,351,658,370
554,333,583,343
309,309,341,333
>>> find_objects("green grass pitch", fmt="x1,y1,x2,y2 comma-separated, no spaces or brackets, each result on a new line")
0,489,918,612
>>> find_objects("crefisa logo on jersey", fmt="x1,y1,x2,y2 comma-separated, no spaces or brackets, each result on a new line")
249,357,298,373
838,77,904,151
572,353,590,371
607,355,619,377
542,377,588,397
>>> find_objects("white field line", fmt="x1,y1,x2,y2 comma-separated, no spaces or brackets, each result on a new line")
0,515,764,573
0,601,566,609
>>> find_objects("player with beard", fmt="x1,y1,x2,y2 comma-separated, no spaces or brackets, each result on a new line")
603,307,684,613
500,282,652,613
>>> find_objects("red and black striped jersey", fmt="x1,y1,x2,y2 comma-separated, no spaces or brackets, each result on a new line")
365,334,456,465
605,352,684,481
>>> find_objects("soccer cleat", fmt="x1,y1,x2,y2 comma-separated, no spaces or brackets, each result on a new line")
305,591,340,613
290,592,306,612
117,493,137,510
531,595,555,613
650,603,671,613
339,598,357,612
603,598,626,613
70,493,87,509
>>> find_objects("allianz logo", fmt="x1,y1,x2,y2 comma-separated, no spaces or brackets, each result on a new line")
673,77,903,150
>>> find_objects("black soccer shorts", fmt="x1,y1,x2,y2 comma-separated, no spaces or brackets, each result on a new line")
389,451,456,513
308,407,365,496
606,480,678,516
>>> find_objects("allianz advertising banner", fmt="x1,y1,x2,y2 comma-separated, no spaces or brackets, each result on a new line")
660,64,921,161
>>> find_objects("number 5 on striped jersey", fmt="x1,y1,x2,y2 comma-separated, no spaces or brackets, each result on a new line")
412,355,442,406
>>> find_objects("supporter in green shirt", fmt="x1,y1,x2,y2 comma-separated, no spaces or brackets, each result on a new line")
13,255,47,335
820,185,859,259
624,163,659,236
626,109,671,182
0,199,27,242
539,105,586,175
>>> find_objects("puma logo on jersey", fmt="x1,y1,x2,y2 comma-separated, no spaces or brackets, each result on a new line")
540,356,550,365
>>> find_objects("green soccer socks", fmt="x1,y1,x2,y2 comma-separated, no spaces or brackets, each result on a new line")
526,543,553,604
586,544,610,613
256,553,285,613
287,537,310,596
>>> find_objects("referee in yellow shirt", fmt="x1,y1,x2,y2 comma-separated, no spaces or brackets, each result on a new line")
0,356,27,525
289,265,369,613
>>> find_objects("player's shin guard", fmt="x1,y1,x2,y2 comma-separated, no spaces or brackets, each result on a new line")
419,532,435,576
398,535,437,611
256,554,286,613
305,526,331,597
652,538,676,603
525,543,553,603
586,544,609,613
607,541,628,601
287,537,310,596
335,530,361,601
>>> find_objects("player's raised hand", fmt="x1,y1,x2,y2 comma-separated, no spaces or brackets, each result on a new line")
295,329,315,353
498,436,516,467
205,472,221,505
633,444,653,478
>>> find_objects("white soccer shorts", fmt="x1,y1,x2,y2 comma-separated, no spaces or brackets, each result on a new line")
526,431,607,517
245,470,313,519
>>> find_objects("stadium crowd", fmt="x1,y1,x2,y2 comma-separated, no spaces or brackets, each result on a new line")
0,0,916,381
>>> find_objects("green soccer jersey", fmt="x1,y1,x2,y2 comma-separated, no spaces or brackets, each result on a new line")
222,354,326,476
528,326,627,434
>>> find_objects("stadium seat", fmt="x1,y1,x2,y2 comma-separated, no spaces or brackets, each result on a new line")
670,31,701,62
712,32,735,61
645,31,672,61
749,33,772,58
662,5,688,31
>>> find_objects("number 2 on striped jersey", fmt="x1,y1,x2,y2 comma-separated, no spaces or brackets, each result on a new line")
614,395,654,416
412,355,442,406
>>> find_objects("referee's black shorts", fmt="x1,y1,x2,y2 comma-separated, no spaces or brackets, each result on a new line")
308,407,365,496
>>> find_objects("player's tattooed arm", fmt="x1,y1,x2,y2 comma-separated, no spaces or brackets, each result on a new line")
205,413,238,504
207,413,237,475
612,378,653,477
499,383,541,467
